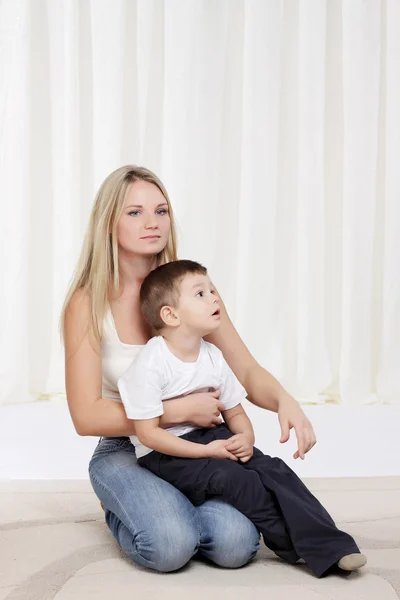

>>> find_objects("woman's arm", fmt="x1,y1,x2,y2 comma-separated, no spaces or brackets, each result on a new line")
205,289,317,459
64,290,222,437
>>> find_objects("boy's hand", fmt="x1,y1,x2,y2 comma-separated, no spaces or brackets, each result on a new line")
225,433,254,463
205,440,239,461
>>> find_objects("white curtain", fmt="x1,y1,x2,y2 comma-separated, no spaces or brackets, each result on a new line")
0,0,399,406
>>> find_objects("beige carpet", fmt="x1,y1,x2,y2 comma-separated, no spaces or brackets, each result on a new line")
0,478,399,599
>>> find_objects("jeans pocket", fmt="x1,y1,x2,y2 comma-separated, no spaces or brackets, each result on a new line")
90,437,133,462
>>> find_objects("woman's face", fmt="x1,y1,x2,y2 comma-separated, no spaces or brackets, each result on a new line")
117,180,171,256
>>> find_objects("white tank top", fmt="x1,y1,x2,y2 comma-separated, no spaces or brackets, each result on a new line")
101,309,143,401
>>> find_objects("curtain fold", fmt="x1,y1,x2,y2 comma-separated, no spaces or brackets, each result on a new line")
0,0,31,403
0,0,398,406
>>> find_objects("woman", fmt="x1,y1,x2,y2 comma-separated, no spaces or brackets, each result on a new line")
62,165,317,572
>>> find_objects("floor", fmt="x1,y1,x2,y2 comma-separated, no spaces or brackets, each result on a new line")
0,478,399,599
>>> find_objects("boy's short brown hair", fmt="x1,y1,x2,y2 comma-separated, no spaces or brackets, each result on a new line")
140,259,207,331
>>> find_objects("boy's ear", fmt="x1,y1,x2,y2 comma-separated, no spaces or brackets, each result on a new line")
160,305,180,328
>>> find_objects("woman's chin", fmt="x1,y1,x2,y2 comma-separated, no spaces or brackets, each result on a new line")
127,245,166,257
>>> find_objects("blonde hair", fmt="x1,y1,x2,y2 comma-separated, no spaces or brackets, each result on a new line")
60,165,178,343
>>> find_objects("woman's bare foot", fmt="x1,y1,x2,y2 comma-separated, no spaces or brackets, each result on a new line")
338,553,367,571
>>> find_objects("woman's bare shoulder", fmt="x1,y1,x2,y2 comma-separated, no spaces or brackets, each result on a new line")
67,288,91,317
64,288,103,434
64,288,99,355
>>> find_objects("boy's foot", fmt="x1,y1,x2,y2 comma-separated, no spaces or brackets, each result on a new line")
338,553,367,571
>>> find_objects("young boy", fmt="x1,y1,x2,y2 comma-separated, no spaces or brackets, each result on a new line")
117,260,366,578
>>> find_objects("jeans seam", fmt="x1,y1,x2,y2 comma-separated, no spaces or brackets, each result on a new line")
194,506,202,550
89,469,141,558
89,466,258,568
145,454,202,550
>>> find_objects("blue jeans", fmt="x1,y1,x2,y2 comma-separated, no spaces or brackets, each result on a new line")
88,437,260,572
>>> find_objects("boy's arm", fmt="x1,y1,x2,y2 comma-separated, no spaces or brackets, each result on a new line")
222,404,255,445
222,405,255,462
135,418,211,458
214,346,255,444
214,348,255,460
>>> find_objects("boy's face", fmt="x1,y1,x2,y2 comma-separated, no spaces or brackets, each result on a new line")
176,273,221,335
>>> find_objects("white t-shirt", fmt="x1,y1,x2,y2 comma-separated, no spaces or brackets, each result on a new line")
117,336,247,458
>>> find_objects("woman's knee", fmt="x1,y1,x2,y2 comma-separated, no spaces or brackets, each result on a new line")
89,448,201,572
90,461,199,571
123,517,199,572
213,517,260,568
197,500,260,568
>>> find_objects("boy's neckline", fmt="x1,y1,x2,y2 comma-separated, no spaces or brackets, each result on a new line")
160,336,203,365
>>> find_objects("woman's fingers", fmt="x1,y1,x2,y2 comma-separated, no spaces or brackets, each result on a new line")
305,434,317,454
303,423,317,452
294,427,306,459
293,424,317,459
279,417,291,444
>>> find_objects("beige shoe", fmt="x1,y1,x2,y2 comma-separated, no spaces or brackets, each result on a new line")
338,553,367,571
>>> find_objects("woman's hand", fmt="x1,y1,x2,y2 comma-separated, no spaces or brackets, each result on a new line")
184,389,225,428
278,395,317,460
